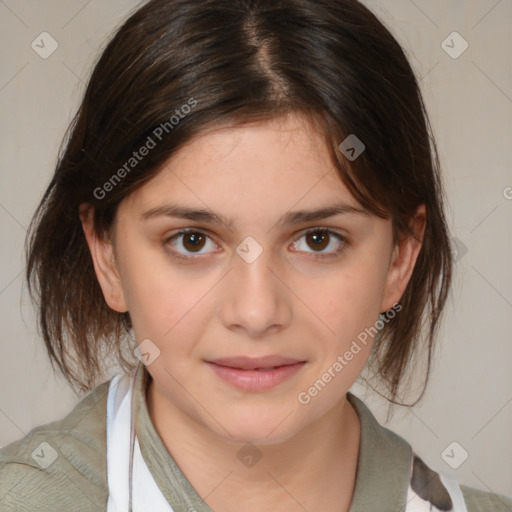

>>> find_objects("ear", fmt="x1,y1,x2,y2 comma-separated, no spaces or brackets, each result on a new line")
79,203,128,313
380,204,426,312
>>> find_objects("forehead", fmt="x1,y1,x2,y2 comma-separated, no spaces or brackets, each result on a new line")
119,113,361,221
165,112,332,176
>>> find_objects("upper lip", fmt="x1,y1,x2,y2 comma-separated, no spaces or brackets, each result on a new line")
206,356,305,370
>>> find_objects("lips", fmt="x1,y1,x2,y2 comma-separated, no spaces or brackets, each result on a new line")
205,357,306,391
206,355,304,371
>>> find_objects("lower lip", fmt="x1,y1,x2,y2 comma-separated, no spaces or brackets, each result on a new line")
206,361,306,391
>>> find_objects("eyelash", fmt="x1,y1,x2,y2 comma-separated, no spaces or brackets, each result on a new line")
164,227,348,263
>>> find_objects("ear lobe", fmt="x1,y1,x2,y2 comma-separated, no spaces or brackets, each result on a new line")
79,203,128,313
380,204,426,312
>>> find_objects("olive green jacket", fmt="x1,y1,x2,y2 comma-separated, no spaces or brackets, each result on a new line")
1,365,511,511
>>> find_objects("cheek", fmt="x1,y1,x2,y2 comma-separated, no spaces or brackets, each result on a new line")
294,265,386,408
308,255,389,332
117,239,204,341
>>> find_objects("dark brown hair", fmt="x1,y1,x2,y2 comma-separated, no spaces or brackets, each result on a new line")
25,0,453,405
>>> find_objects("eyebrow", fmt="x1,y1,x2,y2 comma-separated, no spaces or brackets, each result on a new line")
140,202,369,229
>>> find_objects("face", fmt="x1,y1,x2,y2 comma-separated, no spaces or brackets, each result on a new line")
82,112,424,445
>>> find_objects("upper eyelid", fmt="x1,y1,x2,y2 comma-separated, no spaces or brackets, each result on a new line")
167,228,221,246
168,226,345,239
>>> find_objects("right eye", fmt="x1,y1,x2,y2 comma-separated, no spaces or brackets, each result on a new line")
165,229,220,261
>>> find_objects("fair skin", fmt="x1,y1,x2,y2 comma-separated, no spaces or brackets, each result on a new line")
80,112,425,512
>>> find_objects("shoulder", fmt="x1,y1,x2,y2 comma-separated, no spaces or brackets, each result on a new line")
408,452,512,511
0,379,110,511
347,394,512,511
461,484,512,512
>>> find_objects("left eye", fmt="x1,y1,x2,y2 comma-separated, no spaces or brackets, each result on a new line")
291,228,346,257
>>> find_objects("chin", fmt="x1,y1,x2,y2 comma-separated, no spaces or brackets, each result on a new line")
209,410,301,447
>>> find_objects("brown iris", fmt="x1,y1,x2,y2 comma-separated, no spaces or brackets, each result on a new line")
182,232,206,252
306,230,329,251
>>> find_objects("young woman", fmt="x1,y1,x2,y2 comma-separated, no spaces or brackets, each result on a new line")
1,0,510,510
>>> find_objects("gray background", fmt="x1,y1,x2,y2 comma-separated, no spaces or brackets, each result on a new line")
0,0,511,497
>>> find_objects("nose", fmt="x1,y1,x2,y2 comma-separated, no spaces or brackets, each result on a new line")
219,243,292,338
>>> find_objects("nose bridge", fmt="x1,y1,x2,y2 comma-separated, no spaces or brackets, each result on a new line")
220,236,290,336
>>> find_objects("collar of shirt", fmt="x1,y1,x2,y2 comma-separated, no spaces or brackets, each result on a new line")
132,362,413,512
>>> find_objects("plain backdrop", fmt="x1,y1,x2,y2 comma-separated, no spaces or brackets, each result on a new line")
0,0,511,498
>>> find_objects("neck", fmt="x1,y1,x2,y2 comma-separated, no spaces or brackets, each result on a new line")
145,377,360,512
